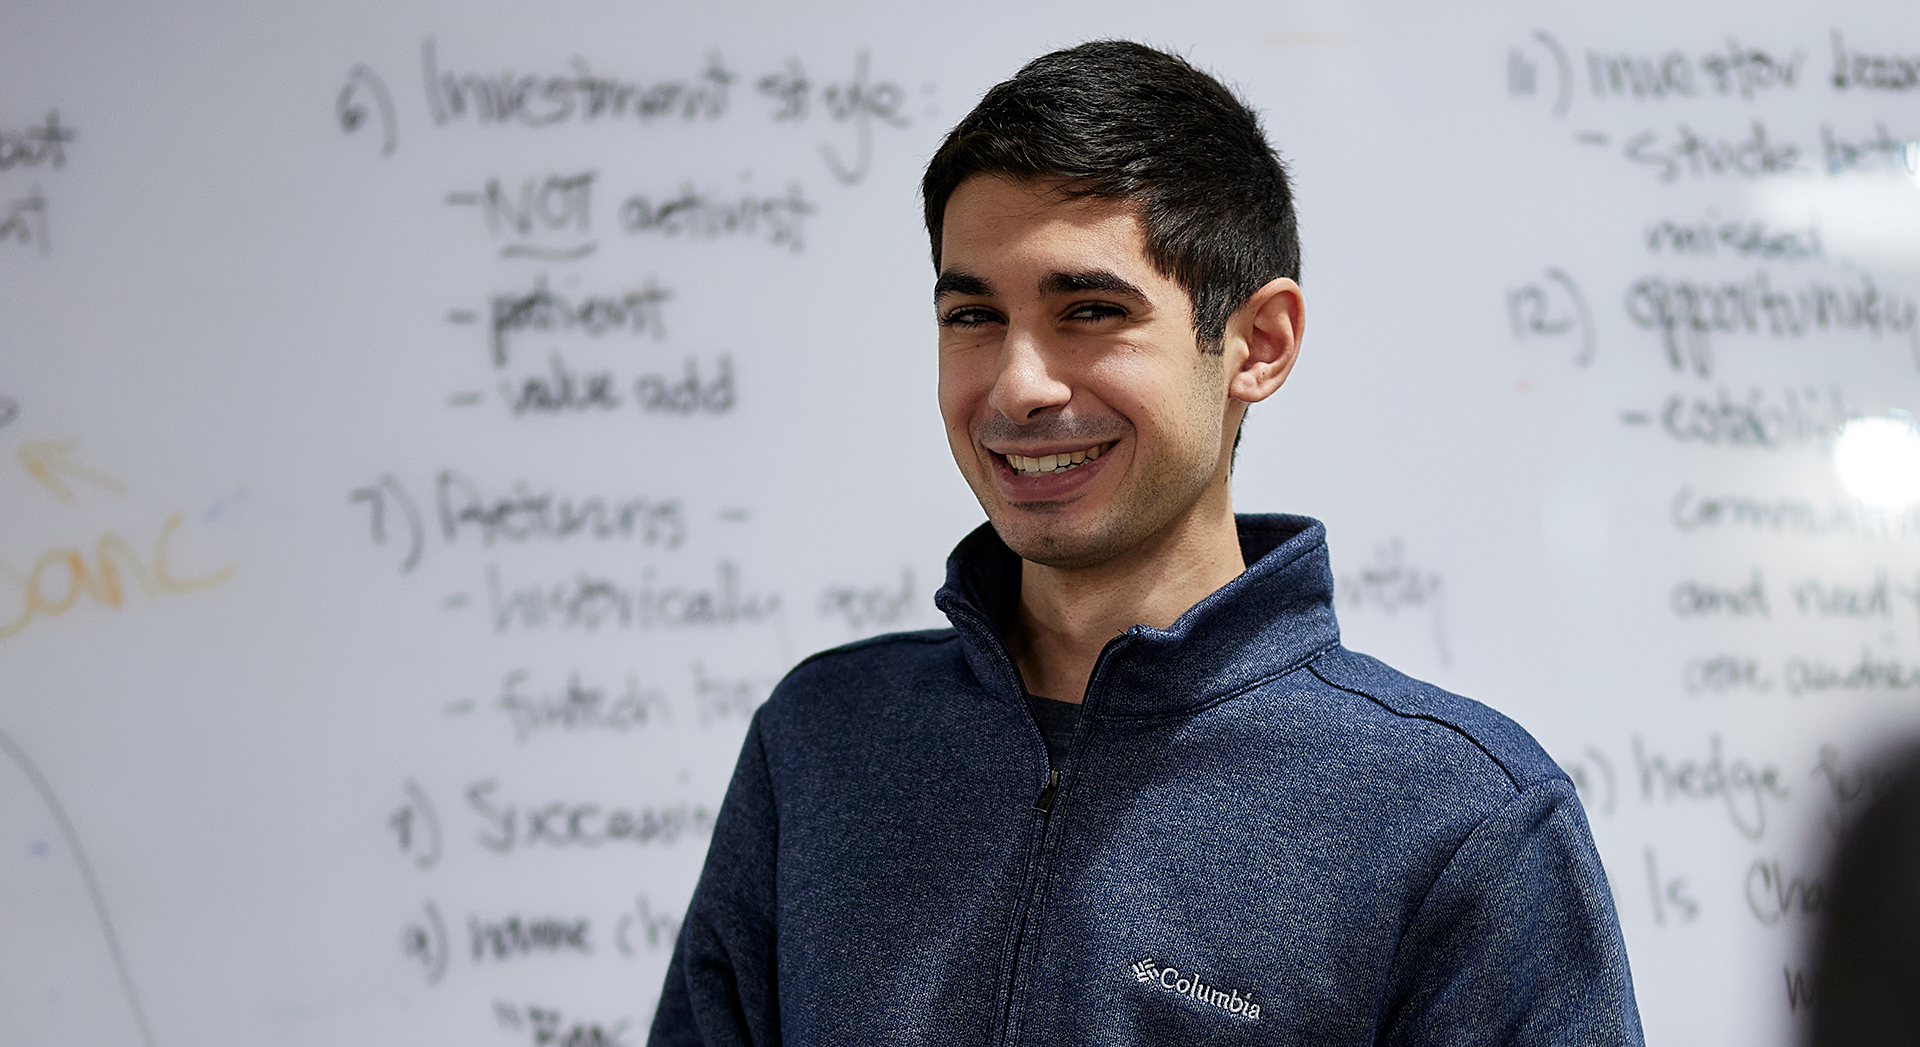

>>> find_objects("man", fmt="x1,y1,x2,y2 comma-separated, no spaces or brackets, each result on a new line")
651,41,1641,1045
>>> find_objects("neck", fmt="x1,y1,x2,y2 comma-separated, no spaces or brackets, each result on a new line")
1010,499,1246,703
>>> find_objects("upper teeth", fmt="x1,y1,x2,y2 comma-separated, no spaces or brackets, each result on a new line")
1006,444,1107,476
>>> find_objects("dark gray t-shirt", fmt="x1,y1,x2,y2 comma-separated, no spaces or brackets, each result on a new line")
1024,693,1080,768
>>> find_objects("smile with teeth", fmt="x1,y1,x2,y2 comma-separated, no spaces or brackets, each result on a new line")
1004,443,1112,477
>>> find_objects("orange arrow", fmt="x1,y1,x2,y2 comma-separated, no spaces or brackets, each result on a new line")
19,438,126,503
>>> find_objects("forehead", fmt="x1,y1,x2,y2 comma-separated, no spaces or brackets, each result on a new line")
938,176,1157,283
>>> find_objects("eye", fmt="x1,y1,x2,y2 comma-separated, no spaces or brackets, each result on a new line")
1064,301,1128,323
939,305,1004,329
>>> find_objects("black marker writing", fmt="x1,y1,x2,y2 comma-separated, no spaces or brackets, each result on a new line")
1670,485,1920,538
495,1001,632,1047
337,66,397,156
401,901,449,985
1830,29,1920,91
1644,847,1701,927
489,668,673,742
1813,744,1894,826
1627,269,1919,378
488,275,672,366
1784,649,1920,696
1793,574,1892,618
1,189,50,254
470,914,592,960
424,39,735,126
690,661,771,726
819,569,915,631
484,561,780,633
1785,965,1817,1012
621,182,814,252
1821,120,1920,176
502,355,623,414
437,470,685,549
497,355,734,417
350,473,424,573
1646,386,1848,449
448,172,595,259
1586,41,1804,101
1337,538,1452,666
1623,121,1802,182
1683,654,1774,695
1634,734,1788,840
1506,268,1595,367
615,895,681,957
1671,570,1768,617
415,41,918,183
1746,858,1826,925
466,779,713,851
636,356,734,414
1644,215,1822,261
0,111,75,169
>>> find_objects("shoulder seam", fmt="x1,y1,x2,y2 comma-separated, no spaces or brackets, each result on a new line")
786,627,958,673
1411,776,1575,915
1307,656,1523,793
1381,775,1580,1014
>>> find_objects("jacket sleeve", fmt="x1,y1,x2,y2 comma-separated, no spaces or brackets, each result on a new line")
648,713,782,1047
1379,778,1644,1046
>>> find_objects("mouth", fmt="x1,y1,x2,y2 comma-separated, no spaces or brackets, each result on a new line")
1002,442,1113,478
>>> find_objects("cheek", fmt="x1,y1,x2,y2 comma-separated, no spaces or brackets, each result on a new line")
1100,356,1228,459
935,373,967,438
937,351,993,434
1182,351,1230,420
1082,354,1203,434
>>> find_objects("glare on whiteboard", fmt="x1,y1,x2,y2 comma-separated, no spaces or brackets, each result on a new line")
1833,414,1920,511
1753,158,1920,265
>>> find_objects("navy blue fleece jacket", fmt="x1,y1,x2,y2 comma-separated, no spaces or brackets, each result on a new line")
650,515,1642,1045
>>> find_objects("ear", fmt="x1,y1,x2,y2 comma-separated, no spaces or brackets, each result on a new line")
1225,277,1303,405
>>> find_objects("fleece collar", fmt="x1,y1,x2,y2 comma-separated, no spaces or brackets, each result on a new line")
933,514,1342,718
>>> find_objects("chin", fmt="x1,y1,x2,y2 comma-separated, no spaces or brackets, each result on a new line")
988,511,1127,571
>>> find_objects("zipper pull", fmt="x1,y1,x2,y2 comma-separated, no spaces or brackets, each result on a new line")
1033,769,1062,813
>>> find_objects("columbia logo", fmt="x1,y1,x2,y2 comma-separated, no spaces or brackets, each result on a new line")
1128,957,1262,1021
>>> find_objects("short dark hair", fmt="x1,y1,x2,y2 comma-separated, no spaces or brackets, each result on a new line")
922,40,1299,351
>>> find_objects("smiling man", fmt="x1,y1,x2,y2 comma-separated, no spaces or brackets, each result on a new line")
650,41,1642,1046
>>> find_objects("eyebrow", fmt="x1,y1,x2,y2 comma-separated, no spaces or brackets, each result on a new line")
1038,269,1147,302
934,267,1149,304
933,268,993,303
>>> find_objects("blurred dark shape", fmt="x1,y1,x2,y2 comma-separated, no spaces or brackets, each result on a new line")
1810,744,1920,1046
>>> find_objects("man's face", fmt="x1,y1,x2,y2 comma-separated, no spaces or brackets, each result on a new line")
935,176,1239,571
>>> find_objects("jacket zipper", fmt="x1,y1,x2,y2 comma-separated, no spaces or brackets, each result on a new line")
939,604,1056,1047
1032,769,1061,812
995,769,1058,1047
990,628,1131,1047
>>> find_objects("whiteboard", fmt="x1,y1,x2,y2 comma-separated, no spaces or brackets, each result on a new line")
7,1,1920,1042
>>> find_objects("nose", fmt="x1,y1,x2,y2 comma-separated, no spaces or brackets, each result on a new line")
988,328,1071,422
